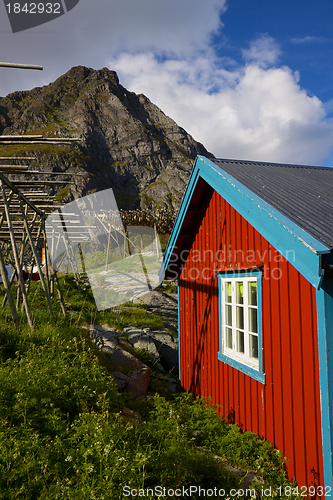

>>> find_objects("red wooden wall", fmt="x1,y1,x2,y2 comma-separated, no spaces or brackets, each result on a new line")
178,188,324,488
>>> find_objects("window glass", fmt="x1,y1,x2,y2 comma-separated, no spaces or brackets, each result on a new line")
225,304,232,326
249,334,259,359
225,281,232,302
226,328,233,349
220,274,261,374
248,308,258,333
236,306,244,329
236,282,243,304
237,330,244,353
248,281,257,306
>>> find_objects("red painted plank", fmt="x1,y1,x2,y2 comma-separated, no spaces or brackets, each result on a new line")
248,225,255,266
210,192,216,406
178,189,324,489
299,276,323,487
288,266,306,483
259,384,265,439
269,248,285,451
211,192,219,406
278,258,295,477
261,240,274,445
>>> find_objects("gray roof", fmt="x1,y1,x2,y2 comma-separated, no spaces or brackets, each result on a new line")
212,158,333,249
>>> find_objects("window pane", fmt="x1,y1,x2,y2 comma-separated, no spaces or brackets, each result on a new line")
225,305,232,326
248,308,258,333
248,281,257,306
225,281,232,303
236,282,243,304
236,306,244,329
236,330,244,353
226,327,233,349
249,334,259,359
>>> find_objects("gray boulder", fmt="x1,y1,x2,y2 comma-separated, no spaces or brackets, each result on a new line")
111,371,128,391
109,347,147,371
126,367,151,398
127,330,160,361
147,331,178,371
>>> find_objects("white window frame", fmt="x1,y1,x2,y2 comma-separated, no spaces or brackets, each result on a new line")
218,270,265,384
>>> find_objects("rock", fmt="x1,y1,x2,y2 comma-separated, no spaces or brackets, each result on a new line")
109,347,147,371
87,328,100,341
149,375,179,397
149,331,177,347
127,330,160,362
85,324,155,385
126,367,151,399
111,331,124,338
132,290,173,308
162,321,178,333
156,345,178,371
110,371,128,390
123,327,144,334
100,345,113,353
155,362,166,374
148,331,178,371
94,324,119,336
117,337,134,352
121,408,142,425
88,324,119,350
133,291,178,331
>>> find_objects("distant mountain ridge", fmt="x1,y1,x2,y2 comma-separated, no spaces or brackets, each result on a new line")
0,65,214,209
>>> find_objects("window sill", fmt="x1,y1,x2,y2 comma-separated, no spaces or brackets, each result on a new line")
218,352,265,384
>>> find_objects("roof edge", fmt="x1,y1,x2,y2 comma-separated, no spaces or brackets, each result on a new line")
163,156,330,288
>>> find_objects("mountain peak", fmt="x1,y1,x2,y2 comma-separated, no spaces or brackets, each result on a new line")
54,65,120,88
0,66,213,210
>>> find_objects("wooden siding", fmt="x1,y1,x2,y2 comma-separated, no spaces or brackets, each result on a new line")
178,188,324,488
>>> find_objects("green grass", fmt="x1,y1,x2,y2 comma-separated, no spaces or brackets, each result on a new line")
0,276,299,499
158,280,177,294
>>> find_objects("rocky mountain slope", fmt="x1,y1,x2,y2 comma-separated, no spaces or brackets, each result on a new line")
0,66,214,209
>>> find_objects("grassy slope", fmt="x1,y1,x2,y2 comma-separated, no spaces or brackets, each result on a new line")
0,277,298,499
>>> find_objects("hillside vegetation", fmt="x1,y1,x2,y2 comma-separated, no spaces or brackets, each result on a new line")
0,277,298,499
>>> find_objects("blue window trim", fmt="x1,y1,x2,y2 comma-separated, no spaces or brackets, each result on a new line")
217,269,265,384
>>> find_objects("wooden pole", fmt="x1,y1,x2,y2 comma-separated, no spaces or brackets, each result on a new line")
44,236,67,316
0,62,43,70
2,211,38,306
24,213,44,298
105,223,112,272
0,172,43,216
0,181,34,329
19,200,53,315
0,245,19,327
43,229,51,297
154,225,160,260
0,157,36,160
56,212,82,292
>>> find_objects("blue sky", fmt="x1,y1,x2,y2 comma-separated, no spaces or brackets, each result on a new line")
1,0,333,165
218,0,333,106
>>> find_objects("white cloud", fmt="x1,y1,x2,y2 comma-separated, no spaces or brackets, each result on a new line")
290,36,328,44
242,35,281,67
109,47,333,165
0,0,227,96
